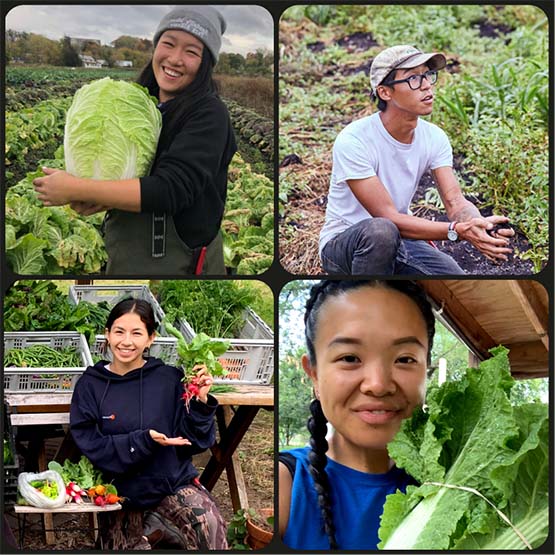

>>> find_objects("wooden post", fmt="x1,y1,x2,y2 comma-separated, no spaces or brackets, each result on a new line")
37,443,56,545
468,351,480,368
221,406,249,511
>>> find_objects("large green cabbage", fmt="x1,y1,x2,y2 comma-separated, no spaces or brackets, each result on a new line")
378,347,549,550
64,77,162,179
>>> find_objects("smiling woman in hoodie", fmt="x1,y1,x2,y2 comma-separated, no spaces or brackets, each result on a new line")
279,280,436,550
70,298,228,550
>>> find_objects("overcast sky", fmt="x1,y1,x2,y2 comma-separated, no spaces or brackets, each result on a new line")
5,4,274,55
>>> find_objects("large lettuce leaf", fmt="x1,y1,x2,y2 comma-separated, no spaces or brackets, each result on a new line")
64,77,162,179
6,159,108,274
378,347,548,550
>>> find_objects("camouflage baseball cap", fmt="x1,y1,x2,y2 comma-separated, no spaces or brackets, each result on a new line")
370,45,447,93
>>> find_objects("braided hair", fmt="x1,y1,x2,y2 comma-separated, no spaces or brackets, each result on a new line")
303,280,435,549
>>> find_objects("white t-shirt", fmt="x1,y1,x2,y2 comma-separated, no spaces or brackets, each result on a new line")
319,112,453,255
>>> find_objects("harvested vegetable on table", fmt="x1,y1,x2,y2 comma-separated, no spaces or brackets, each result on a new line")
48,455,104,490
378,347,548,550
30,479,59,499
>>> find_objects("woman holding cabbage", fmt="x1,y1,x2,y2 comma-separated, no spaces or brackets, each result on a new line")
34,6,237,275
279,280,434,550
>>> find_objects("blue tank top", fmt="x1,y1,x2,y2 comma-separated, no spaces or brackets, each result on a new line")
282,447,416,550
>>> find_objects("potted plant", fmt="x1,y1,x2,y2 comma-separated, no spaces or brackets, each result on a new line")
227,508,274,550
246,507,274,550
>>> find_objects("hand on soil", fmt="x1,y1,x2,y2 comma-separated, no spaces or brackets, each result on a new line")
460,215,513,262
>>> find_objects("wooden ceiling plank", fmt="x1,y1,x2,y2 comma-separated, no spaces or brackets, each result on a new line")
505,340,548,377
508,281,549,350
420,280,496,358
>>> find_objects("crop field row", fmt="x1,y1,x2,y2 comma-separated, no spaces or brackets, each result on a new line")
5,66,274,275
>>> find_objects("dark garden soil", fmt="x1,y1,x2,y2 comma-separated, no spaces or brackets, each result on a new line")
412,170,534,276
4,410,273,551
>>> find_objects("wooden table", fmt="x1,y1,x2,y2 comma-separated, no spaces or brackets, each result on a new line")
13,502,121,548
5,384,274,514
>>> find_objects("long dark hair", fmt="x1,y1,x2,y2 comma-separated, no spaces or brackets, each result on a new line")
136,47,219,155
303,279,435,549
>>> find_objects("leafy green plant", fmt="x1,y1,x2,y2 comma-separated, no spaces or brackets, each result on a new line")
222,153,274,274
305,5,336,25
156,280,258,339
6,160,107,274
4,439,14,465
4,280,110,340
378,347,548,549
227,508,254,549
48,456,105,490
164,321,230,409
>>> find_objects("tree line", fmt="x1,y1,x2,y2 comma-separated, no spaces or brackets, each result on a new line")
6,30,273,77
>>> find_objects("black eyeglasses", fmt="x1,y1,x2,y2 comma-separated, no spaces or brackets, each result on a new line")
383,69,438,90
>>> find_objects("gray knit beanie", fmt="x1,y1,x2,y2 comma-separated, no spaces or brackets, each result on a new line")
153,5,226,63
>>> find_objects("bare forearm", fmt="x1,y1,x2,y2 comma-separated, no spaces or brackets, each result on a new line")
449,200,481,223
70,177,141,212
388,212,451,240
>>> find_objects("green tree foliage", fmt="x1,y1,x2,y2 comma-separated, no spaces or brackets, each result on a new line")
279,281,314,447
279,346,312,447
61,36,82,67
216,50,272,77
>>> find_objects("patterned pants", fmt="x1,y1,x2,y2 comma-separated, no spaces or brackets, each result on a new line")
99,480,228,550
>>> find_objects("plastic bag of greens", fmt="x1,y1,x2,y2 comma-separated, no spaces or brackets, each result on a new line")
18,470,66,508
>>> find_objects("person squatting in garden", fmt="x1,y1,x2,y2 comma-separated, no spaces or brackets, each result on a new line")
33,6,237,275
279,279,435,550
70,298,228,550
319,45,514,275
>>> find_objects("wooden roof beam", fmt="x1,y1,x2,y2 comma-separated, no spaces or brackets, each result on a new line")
420,280,496,358
508,281,549,350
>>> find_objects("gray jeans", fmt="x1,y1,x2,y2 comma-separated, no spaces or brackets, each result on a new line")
321,218,465,276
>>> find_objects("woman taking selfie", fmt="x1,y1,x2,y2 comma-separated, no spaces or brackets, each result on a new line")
279,279,435,550
34,6,237,275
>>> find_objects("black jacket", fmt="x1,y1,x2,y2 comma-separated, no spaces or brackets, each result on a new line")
70,357,217,508
140,94,237,249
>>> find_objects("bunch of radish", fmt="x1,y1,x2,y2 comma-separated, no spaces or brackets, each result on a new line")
164,322,230,412
65,482,84,504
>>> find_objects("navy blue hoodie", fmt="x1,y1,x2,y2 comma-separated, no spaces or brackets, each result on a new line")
70,357,217,509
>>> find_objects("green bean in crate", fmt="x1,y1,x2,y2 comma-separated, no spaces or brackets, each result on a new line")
4,332,93,393
4,345,81,368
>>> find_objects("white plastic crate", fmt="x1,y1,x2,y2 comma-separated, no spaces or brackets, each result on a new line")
217,339,274,385
239,308,273,340
89,335,272,385
90,335,179,365
177,309,274,385
4,332,93,392
68,284,167,333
